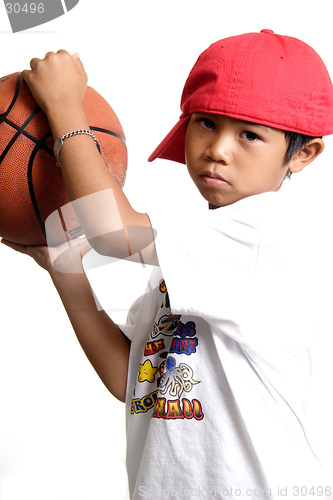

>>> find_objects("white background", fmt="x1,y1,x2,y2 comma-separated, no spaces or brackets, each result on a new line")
0,1,333,499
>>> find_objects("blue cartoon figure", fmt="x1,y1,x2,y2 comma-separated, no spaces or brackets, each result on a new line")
158,356,199,398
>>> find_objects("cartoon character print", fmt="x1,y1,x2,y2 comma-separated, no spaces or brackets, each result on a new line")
152,313,181,339
138,360,158,383
158,356,199,398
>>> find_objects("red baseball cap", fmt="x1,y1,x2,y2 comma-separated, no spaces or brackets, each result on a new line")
148,29,333,164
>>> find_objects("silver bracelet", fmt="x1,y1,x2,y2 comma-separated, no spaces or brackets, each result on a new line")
53,129,98,167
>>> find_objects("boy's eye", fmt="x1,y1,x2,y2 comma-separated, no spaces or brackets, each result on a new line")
198,118,215,129
241,131,260,142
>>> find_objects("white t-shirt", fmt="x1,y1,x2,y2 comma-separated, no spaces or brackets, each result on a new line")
121,183,332,500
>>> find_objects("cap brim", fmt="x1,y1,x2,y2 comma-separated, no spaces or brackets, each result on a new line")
148,115,190,164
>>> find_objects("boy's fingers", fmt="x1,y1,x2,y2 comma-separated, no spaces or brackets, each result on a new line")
27,51,68,71
56,49,70,55
29,57,42,69
1,239,27,255
1,237,91,274
72,52,86,75
21,69,32,84
1,239,47,265
22,50,85,81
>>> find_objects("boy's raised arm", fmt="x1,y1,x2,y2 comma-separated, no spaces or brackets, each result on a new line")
51,265,131,403
22,50,157,265
1,238,130,402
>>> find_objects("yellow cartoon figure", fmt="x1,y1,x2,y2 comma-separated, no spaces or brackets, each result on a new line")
138,360,158,383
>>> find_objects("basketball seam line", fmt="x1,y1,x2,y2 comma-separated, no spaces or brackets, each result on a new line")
2,116,50,145
0,72,53,164
0,73,22,122
0,118,53,165
27,143,49,238
90,126,126,144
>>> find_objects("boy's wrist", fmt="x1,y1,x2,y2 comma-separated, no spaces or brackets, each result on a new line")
54,130,98,167
45,101,89,140
50,269,99,312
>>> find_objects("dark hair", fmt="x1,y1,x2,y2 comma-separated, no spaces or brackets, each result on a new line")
284,131,321,165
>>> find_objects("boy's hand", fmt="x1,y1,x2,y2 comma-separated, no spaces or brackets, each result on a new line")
1,237,91,275
21,50,87,116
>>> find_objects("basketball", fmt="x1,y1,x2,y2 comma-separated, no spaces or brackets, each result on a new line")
0,72,127,246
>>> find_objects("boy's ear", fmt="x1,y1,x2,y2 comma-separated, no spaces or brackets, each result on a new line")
288,138,325,174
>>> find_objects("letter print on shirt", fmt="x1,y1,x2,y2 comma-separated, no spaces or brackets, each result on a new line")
131,279,204,420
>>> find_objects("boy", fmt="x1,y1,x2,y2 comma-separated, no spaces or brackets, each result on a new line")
3,29,333,499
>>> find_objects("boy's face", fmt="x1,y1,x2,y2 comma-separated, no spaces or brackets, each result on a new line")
185,113,291,209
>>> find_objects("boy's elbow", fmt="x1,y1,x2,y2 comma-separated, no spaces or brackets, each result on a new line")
87,232,130,259
114,391,127,404
87,225,157,264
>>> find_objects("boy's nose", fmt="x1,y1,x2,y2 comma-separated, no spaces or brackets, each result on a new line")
205,135,232,164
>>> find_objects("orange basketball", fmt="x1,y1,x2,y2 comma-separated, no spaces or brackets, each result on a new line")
0,72,127,246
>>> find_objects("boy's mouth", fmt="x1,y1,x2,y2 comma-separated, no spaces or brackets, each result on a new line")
200,170,230,186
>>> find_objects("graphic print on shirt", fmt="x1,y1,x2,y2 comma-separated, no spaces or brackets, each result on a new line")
131,279,204,420
152,314,181,339
138,360,159,383
158,356,199,398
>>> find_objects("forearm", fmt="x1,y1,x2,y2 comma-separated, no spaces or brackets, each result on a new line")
50,269,130,402
47,104,123,199
22,53,156,263
47,104,157,264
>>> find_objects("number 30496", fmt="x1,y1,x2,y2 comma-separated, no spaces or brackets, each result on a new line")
5,3,45,14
